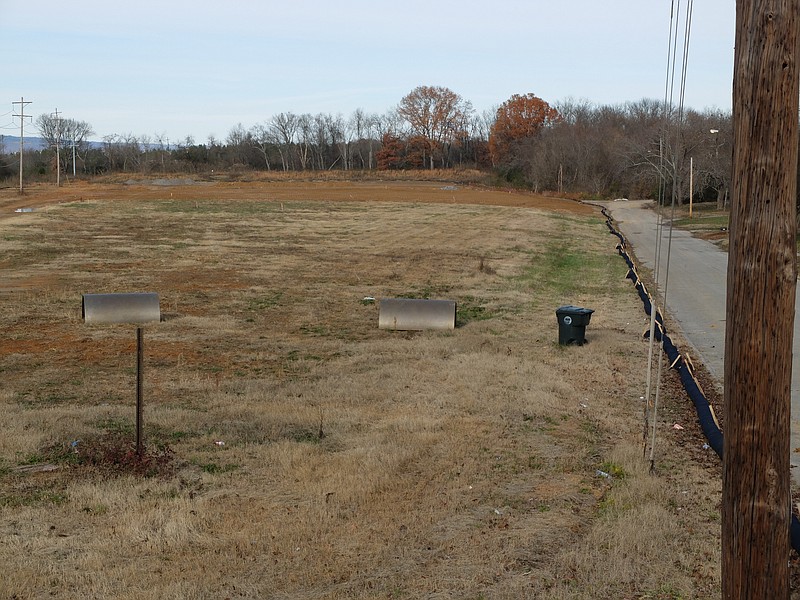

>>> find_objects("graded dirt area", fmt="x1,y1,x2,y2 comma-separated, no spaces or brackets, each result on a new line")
1,175,598,217
0,177,725,598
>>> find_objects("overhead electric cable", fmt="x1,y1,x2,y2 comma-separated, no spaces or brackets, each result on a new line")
644,0,679,454
645,0,694,472
644,0,677,450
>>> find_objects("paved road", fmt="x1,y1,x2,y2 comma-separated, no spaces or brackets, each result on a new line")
604,200,800,473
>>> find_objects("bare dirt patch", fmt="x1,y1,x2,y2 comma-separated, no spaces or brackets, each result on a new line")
0,180,723,598
1,174,594,221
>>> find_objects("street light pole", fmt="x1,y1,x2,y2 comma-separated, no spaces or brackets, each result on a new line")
709,129,721,208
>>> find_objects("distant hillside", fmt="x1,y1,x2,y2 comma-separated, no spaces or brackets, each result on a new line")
0,135,48,152
0,136,104,152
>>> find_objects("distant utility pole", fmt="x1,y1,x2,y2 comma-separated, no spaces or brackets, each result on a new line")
72,130,77,177
689,156,693,218
12,97,32,193
722,1,800,599
52,108,61,186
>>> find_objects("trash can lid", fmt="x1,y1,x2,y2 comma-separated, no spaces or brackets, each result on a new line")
556,305,595,315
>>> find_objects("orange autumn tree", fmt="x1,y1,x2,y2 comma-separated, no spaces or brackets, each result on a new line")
397,85,473,170
489,93,561,167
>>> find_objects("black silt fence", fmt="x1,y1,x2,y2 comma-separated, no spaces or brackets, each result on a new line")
601,208,800,553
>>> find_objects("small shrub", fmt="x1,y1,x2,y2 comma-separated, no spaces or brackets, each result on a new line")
71,432,175,478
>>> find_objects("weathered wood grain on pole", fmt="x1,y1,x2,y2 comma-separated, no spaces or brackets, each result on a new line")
723,1,800,598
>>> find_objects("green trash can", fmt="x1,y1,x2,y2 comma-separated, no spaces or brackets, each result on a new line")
556,305,595,346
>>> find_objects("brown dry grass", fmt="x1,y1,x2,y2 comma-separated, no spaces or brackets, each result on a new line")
0,179,722,598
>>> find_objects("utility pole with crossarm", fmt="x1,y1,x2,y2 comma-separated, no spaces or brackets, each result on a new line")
12,97,32,193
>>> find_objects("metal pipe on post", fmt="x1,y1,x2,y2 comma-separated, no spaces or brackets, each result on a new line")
136,327,144,457
82,293,161,460
723,1,800,598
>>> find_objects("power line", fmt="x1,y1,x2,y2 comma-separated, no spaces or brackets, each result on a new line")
644,0,694,470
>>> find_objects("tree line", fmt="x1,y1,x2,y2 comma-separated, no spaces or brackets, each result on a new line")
0,85,732,204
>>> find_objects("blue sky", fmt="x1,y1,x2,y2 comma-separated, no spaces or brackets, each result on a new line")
2,0,734,142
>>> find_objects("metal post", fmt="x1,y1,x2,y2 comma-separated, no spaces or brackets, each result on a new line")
689,156,693,218
81,294,160,461
53,108,60,187
136,327,144,457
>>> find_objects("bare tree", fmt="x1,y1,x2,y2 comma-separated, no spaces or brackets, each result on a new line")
154,132,173,173
36,114,95,174
349,108,370,169
120,134,142,172
269,112,298,171
326,113,350,170
375,109,403,138
296,114,314,171
617,102,732,204
397,86,473,169
311,114,331,170
226,123,256,168
250,123,274,171
553,97,596,126
102,134,121,171
682,108,732,207
100,133,142,172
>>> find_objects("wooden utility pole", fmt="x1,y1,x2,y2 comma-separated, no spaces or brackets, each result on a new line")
52,108,61,187
723,1,800,598
12,97,32,193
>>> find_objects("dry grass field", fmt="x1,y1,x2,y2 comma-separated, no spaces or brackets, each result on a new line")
0,177,725,598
